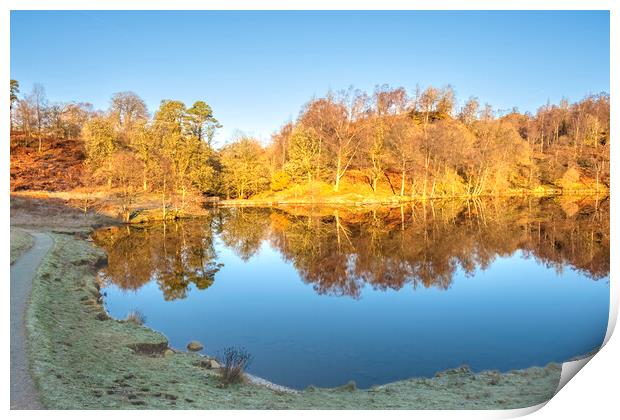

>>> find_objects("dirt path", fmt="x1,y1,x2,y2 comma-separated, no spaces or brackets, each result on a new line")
11,231,53,409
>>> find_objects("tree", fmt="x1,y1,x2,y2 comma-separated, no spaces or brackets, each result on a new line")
480,103,495,122
374,85,407,116
46,103,66,138
185,137,218,199
110,91,148,141
151,151,174,220
363,115,389,192
153,100,188,198
153,100,217,210
387,115,421,196
459,96,480,126
269,122,293,171
129,121,157,191
284,125,321,183
220,137,270,198
301,89,367,191
424,119,474,197
363,86,409,193
82,116,118,187
14,98,34,138
419,86,439,125
61,102,94,139
26,84,48,152
185,100,221,144
436,85,456,117
10,80,19,131
465,119,527,195
109,151,142,222
327,90,367,192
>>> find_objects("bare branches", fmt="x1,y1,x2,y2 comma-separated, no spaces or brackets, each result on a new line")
219,347,253,386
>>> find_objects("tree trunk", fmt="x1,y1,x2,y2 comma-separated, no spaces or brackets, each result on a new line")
107,160,113,189
400,169,406,196
181,185,186,211
596,167,600,192
315,138,322,181
162,177,167,220
334,155,342,192
384,172,396,195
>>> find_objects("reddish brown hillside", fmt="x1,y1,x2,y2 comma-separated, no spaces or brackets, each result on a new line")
10,133,85,191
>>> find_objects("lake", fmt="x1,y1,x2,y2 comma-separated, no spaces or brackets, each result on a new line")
95,197,610,390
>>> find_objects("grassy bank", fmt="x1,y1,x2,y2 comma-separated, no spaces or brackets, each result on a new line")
25,230,562,409
10,228,34,265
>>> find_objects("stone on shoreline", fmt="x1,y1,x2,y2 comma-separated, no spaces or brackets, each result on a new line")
187,341,204,352
197,358,220,369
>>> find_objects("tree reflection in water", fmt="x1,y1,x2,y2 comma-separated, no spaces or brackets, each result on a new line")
94,219,222,300
94,196,609,300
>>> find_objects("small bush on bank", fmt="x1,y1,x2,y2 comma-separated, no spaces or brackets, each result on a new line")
125,310,146,325
270,171,291,192
219,347,252,386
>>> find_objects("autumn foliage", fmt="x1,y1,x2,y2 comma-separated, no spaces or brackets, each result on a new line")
10,81,610,205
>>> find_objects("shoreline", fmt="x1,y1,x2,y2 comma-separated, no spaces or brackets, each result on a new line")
11,195,570,408
101,293,596,396
10,189,609,226
218,188,608,207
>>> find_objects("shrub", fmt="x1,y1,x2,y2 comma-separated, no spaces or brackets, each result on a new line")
125,310,146,325
270,171,291,192
557,167,582,189
219,347,252,386
487,371,501,385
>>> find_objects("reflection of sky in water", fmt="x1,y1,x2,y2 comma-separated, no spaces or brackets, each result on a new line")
103,237,609,390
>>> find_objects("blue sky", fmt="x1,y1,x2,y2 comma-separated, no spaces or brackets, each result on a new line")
10,10,609,146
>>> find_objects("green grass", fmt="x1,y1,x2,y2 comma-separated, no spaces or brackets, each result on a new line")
26,233,562,409
10,228,34,264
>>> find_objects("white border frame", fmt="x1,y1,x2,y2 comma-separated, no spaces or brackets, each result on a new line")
2,2,616,419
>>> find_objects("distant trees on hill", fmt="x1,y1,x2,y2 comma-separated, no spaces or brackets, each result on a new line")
268,85,609,198
11,81,93,146
10,81,610,210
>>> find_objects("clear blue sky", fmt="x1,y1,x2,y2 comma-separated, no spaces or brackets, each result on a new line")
11,10,609,146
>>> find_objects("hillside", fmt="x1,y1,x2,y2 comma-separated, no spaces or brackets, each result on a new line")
10,133,85,192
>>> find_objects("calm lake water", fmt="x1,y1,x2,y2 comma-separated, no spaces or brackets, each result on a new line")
97,197,609,389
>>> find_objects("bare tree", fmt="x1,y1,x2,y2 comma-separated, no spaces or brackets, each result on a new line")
26,84,48,152
110,151,142,222
10,80,19,131
387,115,421,196
459,96,480,126
300,89,368,191
110,91,148,141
